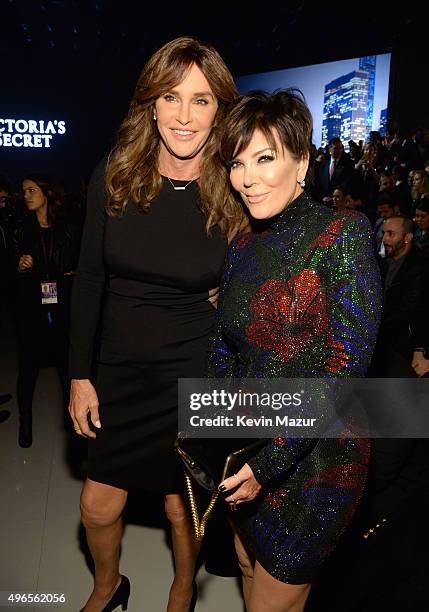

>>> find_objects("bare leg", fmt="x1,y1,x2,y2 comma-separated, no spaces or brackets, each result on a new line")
80,478,128,612
249,562,310,612
165,493,201,612
232,529,310,612
232,527,255,609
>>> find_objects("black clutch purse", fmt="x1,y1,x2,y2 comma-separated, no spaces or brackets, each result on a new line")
175,437,268,541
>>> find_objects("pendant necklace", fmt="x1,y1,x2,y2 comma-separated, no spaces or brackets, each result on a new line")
166,176,197,191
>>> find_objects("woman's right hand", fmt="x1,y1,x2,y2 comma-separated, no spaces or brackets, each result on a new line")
412,352,429,377
18,254,33,272
69,379,101,438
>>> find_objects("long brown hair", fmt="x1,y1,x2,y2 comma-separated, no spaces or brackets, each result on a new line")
22,173,65,226
106,36,243,235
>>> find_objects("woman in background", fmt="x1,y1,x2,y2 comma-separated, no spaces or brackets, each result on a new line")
332,185,347,210
14,173,78,447
411,170,429,210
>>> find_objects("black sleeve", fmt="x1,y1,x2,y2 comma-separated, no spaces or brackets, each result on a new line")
67,219,83,273
382,256,427,348
367,439,429,521
206,238,239,377
11,224,23,276
69,160,108,379
411,258,429,349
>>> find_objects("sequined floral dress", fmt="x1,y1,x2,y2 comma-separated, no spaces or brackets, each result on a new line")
206,192,382,584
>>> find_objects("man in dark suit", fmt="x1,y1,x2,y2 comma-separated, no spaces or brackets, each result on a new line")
414,198,429,254
390,130,423,170
372,215,427,376
314,137,354,204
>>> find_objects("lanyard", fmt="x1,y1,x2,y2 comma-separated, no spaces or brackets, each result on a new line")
39,227,54,280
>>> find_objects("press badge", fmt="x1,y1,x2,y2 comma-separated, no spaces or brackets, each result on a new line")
40,281,58,304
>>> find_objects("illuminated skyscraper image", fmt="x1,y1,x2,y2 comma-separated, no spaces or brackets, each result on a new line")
235,52,390,148
359,56,377,133
322,69,369,146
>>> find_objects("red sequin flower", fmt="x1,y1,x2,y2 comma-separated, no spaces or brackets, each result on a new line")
306,217,345,251
266,488,289,509
303,463,366,491
247,270,328,363
325,331,348,373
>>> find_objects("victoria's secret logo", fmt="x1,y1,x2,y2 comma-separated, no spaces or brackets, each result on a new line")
0,118,67,148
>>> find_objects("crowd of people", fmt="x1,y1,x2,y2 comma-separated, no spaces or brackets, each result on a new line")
1,34,429,612
310,130,429,382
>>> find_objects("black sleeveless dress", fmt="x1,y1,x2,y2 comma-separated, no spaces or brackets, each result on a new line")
69,164,227,492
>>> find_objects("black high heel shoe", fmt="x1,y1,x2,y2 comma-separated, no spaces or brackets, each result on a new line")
189,580,198,612
102,575,130,612
18,415,32,448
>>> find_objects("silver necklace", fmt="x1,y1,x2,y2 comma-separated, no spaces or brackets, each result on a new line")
166,176,196,191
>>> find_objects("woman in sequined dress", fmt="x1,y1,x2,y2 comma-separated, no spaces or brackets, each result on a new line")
207,90,382,611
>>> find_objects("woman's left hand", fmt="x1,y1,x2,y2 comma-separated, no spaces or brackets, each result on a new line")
219,463,261,510
413,357,429,377
208,286,219,308
412,351,429,377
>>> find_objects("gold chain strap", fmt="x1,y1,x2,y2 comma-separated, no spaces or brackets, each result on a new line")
184,471,219,541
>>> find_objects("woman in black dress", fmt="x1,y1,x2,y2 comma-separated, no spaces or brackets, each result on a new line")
14,174,78,447
68,37,242,612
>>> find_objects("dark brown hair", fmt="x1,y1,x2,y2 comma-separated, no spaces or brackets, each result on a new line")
219,89,313,168
387,215,414,235
106,36,244,235
22,173,65,225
